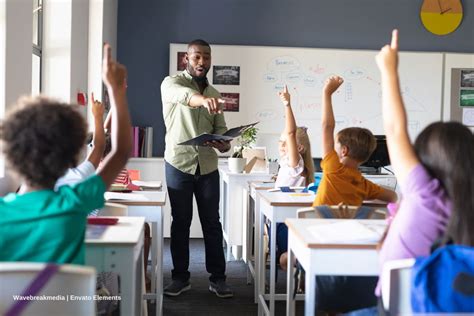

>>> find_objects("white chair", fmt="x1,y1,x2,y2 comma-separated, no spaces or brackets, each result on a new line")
296,205,386,219
97,202,128,216
381,258,415,315
0,262,96,316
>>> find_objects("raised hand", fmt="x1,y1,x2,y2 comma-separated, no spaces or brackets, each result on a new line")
102,43,127,91
278,85,291,106
202,97,225,114
375,29,399,73
323,75,344,95
90,92,104,118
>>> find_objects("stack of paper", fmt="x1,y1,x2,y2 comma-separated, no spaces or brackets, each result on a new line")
308,221,384,244
132,180,162,190
104,192,149,201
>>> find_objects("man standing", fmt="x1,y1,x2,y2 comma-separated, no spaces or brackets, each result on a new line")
161,39,233,298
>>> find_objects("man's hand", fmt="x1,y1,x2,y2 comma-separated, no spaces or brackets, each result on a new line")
202,97,225,114
375,29,399,74
91,92,104,119
204,140,231,152
278,85,291,106
102,43,127,91
323,75,344,95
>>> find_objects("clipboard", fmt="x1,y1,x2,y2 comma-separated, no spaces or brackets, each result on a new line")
178,121,259,146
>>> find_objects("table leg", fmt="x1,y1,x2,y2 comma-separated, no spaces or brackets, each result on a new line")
269,216,276,316
286,240,295,316
304,266,316,316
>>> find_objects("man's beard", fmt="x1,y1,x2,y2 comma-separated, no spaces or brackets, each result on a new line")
187,65,208,83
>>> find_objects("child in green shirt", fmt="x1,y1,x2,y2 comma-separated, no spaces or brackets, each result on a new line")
0,44,132,265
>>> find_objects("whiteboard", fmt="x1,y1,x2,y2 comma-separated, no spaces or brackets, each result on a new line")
170,44,443,158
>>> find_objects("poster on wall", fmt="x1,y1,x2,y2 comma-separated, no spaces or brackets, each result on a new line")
177,52,187,71
213,66,240,85
461,70,474,88
460,89,474,107
462,108,474,126
221,93,240,112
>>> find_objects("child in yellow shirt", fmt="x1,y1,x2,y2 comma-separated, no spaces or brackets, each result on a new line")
314,75,397,207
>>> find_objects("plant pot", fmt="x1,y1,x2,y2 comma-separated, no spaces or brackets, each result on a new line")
228,157,247,173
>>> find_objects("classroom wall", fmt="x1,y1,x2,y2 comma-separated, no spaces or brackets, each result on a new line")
117,0,474,156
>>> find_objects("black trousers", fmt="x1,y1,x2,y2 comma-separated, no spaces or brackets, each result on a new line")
165,162,226,283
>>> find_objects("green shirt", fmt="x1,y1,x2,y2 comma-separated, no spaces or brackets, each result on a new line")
0,175,106,265
161,70,228,175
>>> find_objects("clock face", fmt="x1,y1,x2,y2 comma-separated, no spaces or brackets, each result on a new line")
420,0,463,35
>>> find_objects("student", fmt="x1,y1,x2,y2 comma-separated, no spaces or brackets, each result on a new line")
273,85,315,269
313,75,397,207
375,29,474,301
54,93,106,190
308,75,398,313
0,44,132,264
16,93,106,197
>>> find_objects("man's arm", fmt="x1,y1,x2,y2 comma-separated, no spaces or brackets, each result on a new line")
321,76,343,157
375,30,419,184
376,188,398,203
86,92,105,168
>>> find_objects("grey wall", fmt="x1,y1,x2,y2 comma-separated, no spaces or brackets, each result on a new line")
117,0,474,156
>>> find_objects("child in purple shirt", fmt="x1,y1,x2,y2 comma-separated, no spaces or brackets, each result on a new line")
368,30,474,312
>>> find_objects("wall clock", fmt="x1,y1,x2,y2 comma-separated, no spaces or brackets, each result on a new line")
420,0,463,35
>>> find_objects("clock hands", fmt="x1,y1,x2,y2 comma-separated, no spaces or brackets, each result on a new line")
437,0,443,12
441,7,452,14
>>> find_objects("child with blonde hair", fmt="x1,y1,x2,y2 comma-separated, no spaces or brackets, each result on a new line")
273,85,315,269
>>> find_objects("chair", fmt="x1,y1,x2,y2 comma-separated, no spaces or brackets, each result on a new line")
0,262,96,316
296,204,385,219
97,202,128,216
381,258,415,315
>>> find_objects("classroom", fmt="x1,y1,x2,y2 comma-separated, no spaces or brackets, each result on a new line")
0,0,473,315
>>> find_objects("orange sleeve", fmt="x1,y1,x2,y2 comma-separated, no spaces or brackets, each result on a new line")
363,179,383,200
320,150,342,173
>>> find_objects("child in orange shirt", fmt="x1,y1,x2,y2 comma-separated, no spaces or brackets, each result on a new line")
314,75,397,206
310,76,398,313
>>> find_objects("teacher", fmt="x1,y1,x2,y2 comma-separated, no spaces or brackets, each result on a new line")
161,39,233,298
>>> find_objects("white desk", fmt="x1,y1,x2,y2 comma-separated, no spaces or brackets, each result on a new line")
105,191,167,316
244,181,275,302
256,191,315,316
85,216,145,316
285,219,386,316
219,167,273,260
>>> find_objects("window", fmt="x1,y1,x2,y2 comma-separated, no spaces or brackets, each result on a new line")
32,0,42,95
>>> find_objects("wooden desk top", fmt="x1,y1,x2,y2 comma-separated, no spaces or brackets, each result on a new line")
285,218,386,249
104,191,167,206
257,190,315,207
86,216,145,244
249,181,275,190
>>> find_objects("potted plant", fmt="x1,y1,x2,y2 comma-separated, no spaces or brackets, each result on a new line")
228,126,258,173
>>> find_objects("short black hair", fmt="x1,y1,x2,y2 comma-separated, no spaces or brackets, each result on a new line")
0,96,87,188
187,39,210,49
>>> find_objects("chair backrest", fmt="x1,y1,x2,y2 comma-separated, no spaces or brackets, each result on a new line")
381,258,415,315
97,202,128,216
0,262,96,316
296,204,380,219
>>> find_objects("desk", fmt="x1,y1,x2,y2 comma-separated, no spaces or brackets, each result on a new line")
219,167,273,260
285,219,386,316
244,181,275,302
105,191,167,316
256,191,314,316
85,216,145,316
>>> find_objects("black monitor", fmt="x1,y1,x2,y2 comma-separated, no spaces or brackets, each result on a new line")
360,135,390,174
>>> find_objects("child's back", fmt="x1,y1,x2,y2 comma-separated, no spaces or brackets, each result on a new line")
0,44,132,265
314,76,397,207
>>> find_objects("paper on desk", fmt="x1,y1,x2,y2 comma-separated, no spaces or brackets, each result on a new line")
308,221,384,243
132,180,162,189
105,192,150,201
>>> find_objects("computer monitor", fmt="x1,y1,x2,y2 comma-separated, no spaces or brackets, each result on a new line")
360,135,391,174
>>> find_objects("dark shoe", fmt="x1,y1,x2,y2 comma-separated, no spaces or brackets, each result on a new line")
163,280,191,296
209,280,234,298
